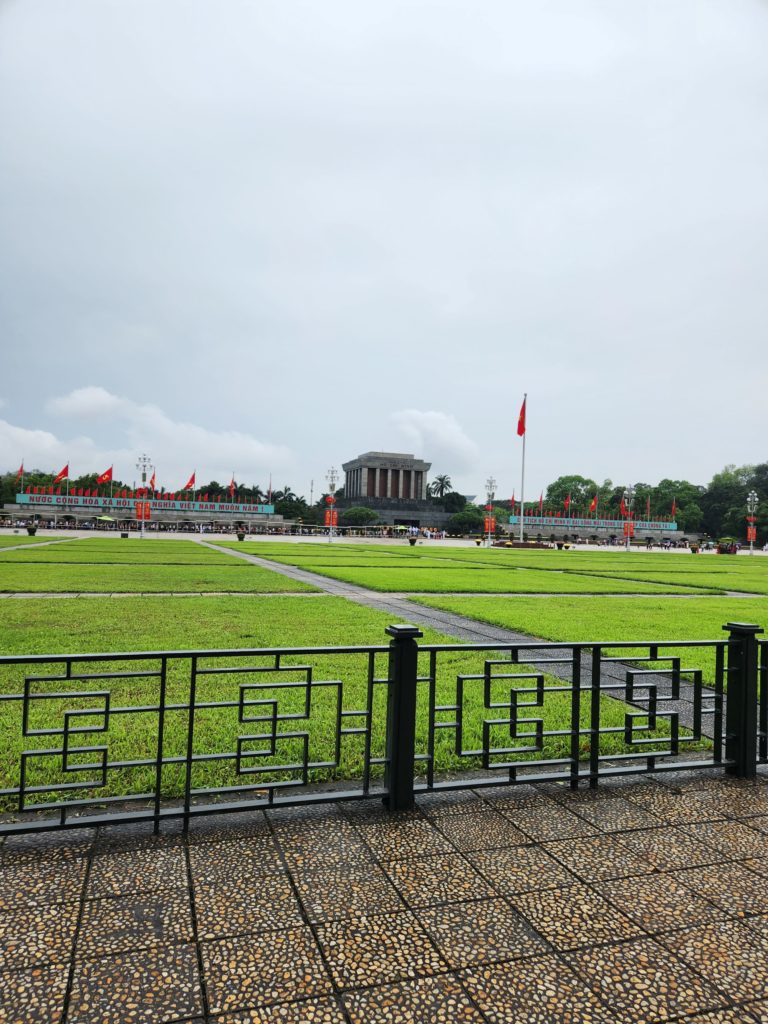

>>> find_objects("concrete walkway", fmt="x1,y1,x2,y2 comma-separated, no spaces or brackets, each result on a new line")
2,772,768,1022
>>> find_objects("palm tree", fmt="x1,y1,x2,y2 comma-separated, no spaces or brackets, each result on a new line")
430,475,453,499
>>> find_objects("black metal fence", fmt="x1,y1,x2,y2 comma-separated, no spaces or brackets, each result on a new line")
0,621,764,835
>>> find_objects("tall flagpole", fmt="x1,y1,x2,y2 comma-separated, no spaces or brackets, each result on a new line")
519,393,527,544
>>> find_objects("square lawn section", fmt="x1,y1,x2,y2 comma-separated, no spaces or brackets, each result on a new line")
0,537,316,592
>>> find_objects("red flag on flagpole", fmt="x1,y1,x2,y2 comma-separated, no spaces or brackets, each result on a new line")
182,472,196,491
564,494,571,512
229,475,236,497
149,470,156,491
671,498,677,518
53,463,69,484
15,462,24,480
517,397,526,437
589,495,598,513
538,492,543,514
619,495,627,517
96,466,113,484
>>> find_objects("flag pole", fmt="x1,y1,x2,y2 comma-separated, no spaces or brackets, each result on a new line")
519,393,527,544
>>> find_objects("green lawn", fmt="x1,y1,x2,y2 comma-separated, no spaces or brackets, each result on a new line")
0,534,74,547
0,538,249,565
0,596,687,805
0,561,316,593
410,594,768,687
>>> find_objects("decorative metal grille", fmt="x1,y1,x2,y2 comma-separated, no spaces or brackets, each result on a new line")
0,624,762,835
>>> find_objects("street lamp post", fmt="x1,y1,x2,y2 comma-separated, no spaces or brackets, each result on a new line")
136,453,152,540
623,485,635,551
326,467,338,543
485,476,497,548
747,490,759,555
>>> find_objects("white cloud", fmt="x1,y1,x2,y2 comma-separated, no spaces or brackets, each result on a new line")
391,409,480,473
3,387,295,487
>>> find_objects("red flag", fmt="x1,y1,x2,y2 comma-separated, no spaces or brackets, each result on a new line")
589,495,598,513
15,462,23,480
53,463,69,484
538,492,543,514
619,495,627,517
55,486,61,495
517,397,526,437
229,475,236,497
25,485,31,493
149,470,156,490
96,466,113,484
84,488,91,497
77,488,84,497
182,472,196,491
564,494,571,512
671,498,677,517
33,485,39,494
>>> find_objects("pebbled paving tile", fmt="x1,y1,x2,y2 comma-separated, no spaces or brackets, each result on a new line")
0,901,79,969
188,835,285,883
431,808,528,851
0,854,87,911
186,810,272,844
500,801,599,841
565,936,724,1022
745,1001,768,1023
623,782,727,824
68,943,203,1023
684,1010,764,1023
215,997,348,1023
76,889,194,958
293,862,403,923
598,871,723,933
343,974,486,1023
509,880,643,951
569,795,663,832
673,861,768,919
273,821,372,870
0,962,69,1023
201,926,332,1015
543,833,656,883
659,919,768,1001
193,874,303,940
87,846,187,897
420,897,546,968
416,789,490,817
315,910,448,989
461,952,618,1024
468,844,576,894
383,853,495,909
355,817,455,860
678,820,768,859
617,825,725,871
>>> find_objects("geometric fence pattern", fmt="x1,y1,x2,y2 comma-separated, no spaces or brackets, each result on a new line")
0,623,764,835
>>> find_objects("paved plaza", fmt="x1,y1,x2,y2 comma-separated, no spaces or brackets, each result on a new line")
3,771,768,1023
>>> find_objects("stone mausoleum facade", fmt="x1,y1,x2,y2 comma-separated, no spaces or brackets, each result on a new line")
340,452,446,527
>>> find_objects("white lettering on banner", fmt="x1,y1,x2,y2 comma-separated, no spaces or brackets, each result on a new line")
16,494,275,515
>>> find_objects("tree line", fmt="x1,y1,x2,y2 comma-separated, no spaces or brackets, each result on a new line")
2,462,766,540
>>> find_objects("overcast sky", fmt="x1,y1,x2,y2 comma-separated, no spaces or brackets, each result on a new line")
1,0,766,499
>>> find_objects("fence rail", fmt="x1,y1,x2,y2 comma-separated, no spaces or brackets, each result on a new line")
0,622,763,835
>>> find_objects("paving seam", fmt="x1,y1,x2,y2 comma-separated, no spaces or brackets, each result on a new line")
199,542,727,739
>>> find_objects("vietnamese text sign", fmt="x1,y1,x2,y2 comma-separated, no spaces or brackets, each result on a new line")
508,515,678,531
16,494,275,515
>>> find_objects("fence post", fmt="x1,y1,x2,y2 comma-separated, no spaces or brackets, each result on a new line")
384,624,423,811
724,622,763,778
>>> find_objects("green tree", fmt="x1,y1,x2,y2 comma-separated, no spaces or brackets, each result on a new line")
340,506,379,526
441,491,466,513
447,508,484,534
430,475,452,498
545,475,598,514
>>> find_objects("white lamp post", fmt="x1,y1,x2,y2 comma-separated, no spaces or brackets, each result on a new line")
485,476,497,548
623,485,635,551
136,453,152,540
326,467,338,543
747,490,759,555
